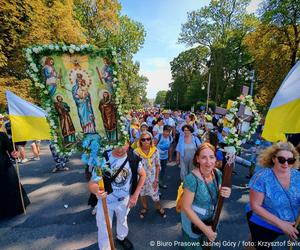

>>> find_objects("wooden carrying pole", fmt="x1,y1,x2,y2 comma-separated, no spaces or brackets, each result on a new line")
98,175,115,250
211,161,234,231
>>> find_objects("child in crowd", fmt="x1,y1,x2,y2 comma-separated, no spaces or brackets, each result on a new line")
154,125,173,189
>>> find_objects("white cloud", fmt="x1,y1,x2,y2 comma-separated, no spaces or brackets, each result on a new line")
247,0,263,13
142,57,170,69
138,57,172,99
140,68,171,99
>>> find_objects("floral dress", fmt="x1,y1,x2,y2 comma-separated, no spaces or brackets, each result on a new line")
134,149,161,202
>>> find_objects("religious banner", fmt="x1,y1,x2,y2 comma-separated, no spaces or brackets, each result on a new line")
25,44,128,156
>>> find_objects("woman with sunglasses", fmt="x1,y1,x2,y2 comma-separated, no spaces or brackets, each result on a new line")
134,131,166,219
247,142,300,249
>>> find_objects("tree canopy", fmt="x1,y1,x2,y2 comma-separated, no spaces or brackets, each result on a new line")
0,0,147,111
167,0,300,111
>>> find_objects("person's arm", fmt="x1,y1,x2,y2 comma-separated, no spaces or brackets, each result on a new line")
128,166,146,208
250,190,298,240
152,163,160,192
152,127,158,137
182,188,217,242
176,152,180,165
1,132,17,158
131,128,136,139
172,126,176,139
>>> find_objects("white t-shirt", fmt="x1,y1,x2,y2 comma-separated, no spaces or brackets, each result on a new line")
153,124,163,135
92,152,142,203
164,117,175,127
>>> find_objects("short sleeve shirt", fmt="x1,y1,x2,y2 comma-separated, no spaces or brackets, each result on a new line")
91,152,142,203
155,134,173,160
249,168,300,222
181,170,222,238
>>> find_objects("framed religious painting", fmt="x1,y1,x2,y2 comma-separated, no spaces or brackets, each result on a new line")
25,44,128,157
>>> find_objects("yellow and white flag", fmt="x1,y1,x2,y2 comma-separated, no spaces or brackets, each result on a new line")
262,61,300,142
6,91,51,142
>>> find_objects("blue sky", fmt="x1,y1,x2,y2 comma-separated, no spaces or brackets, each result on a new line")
120,0,263,99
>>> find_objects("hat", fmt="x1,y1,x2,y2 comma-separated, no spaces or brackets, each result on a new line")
205,114,212,121
140,122,148,127
163,109,171,114
206,122,214,130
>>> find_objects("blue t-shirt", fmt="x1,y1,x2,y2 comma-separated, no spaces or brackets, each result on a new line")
249,168,300,226
155,134,173,160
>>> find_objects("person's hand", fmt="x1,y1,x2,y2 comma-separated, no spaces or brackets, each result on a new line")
204,225,217,242
152,180,158,191
127,194,138,208
10,151,18,158
279,220,299,240
96,190,107,200
220,187,231,198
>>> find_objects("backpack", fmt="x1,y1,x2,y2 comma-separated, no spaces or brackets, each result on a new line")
175,168,220,213
103,148,141,195
157,133,173,145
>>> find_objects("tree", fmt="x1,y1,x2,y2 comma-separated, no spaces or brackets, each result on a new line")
0,0,147,111
107,16,148,109
0,0,87,108
73,0,121,45
244,24,291,108
154,91,167,106
177,0,256,105
260,0,300,67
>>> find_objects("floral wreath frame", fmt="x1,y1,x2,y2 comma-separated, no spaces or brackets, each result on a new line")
224,95,261,151
25,44,129,157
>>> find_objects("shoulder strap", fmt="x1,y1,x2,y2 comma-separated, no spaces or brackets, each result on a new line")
191,172,199,194
213,168,220,188
103,150,112,162
128,149,141,195
158,133,162,143
111,157,129,181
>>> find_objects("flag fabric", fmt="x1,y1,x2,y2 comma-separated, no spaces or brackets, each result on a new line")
262,61,300,142
6,91,51,142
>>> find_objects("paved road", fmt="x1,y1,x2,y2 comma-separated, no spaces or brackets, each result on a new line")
0,143,297,250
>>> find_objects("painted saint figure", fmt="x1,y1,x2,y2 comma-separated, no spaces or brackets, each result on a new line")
72,73,96,134
43,57,60,96
98,90,117,141
54,95,76,143
101,58,113,92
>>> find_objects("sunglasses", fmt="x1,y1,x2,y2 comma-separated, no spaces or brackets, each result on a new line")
141,138,151,142
276,156,296,165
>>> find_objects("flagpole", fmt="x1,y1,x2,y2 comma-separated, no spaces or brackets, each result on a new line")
13,142,26,215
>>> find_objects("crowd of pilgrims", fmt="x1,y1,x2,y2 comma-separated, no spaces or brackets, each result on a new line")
1,108,300,250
